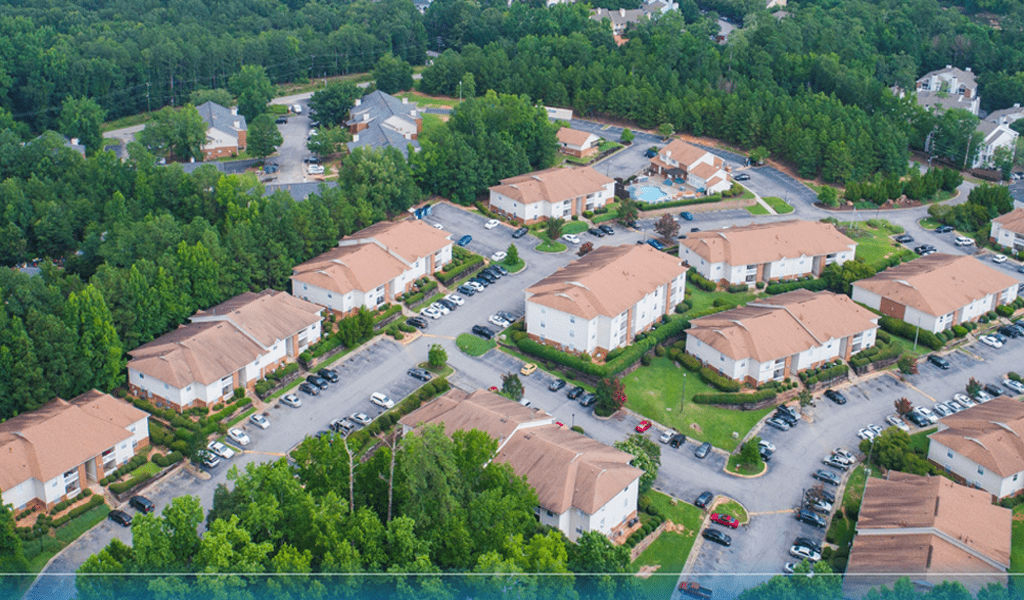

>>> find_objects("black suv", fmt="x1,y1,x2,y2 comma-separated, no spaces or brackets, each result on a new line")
587,228,605,237
935,225,954,233
794,537,822,554
599,224,615,235
275,116,288,124
408,368,433,381
512,227,528,239
893,234,914,244
695,491,713,508
406,317,428,329
702,528,731,546
318,368,339,383
456,284,477,296
471,325,494,339
578,392,597,407
306,375,329,390
567,386,585,400
999,325,1023,339
108,509,133,527
298,382,320,395
129,495,155,514
824,389,847,405
796,509,826,528
669,433,686,448
775,410,798,426
549,379,567,392
927,355,950,369
478,271,497,283
985,383,1006,397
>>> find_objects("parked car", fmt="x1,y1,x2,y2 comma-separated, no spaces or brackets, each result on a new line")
823,456,850,471
445,294,465,306
985,383,1006,397
578,392,597,407
512,227,528,238
759,440,776,453
647,239,666,251
796,509,826,528
457,235,472,246
405,316,428,330
804,498,833,515
468,278,487,289
711,513,739,529
422,307,442,320
567,386,585,400
993,254,1008,264
281,394,302,408
774,410,798,426
636,420,653,433
478,271,497,284
659,430,674,444
129,495,155,514
249,413,270,429
999,325,1023,339
885,414,910,432
894,234,914,243
766,417,790,431
437,299,457,312
914,406,938,424
329,418,356,433
927,355,950,369
490,251,507,262
108,509,133,527
227,428,250,446
471,325,494,339
679,211,694,221
790,545,821,562
702,528,732,546
813,469,841,486
562,233,580,244
484,219,500,230
350,413,372,426
979,335,1003,348
644,148,658,158
208,440,235,459
933,403,953,418
695,441,712,458
521,363,538,376
759,446,773,461
489,314,511,328
734,174,750,181
857,427,877,440
308,164,325,175
197,449,220,468
599,224,615,235
371,392,394,409
823,389,847,405
935,225,954,233
408,368,433,381
1003,379,1024,395
298,382,320,396
430,302,450,315
303,156,320,164
318,368,339,383
587,228,605,237
906,411,930,427
456,284,477,296
832,448,853,462
306,375,329,389
955,236,974,246
669,433,686,448
695,491,714,508
275,116,288,124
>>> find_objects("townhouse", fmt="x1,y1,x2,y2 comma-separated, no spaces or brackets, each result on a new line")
990,207,1024,253
195,101,247,160
851,253,1018,334
679,220,857,287
556,128,601,158
488,166,615,224
291,219,453,315
685,290,879,384
0,391,149,511
648,139,732,195
524,244,687,357
914,65,980,116
128,290,323,411
399,388,643,543
346,90,423,157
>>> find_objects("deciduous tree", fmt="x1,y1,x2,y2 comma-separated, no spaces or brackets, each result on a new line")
613,433,660,493
654,213,680,241
373,53,414,94
247,114,283,161
58,96,107,155
228,65,274,123
428,344,447,367
545,218,565,242
501,372,524,401
309,81,363,128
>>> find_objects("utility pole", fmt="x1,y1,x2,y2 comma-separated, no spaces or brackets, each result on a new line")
146,81,151,113
681,373,687,410
913,316,920,351
459,80,462,102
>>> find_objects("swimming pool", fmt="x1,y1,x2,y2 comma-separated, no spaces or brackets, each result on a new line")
631,185,668,203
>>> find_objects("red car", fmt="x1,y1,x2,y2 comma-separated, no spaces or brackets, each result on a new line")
636,420,653,433
489,386,499,392
710,513,739,529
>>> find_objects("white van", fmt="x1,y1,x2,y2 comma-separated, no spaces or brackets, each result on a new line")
292,104,302,114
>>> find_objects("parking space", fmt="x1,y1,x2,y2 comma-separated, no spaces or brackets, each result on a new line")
427,203,540,261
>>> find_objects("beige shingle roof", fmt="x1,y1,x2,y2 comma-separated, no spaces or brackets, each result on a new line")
852,253,1018,317
192,290,322,348
525,244,687,320
686,290,878,363
292,244,408,295
128,321,266,388
344,219,452,264
490,167,614,205
993,208,1024,236
557,128,598,148
680,220,857,266
0,392,147,492
928,396,1024,477
398,389,553,445
656,139,709,168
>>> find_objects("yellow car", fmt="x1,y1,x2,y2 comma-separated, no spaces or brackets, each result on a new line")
520,363,538,376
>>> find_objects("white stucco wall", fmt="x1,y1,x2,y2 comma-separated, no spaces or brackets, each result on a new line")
525,301,599,354
992,221,1024,251
927,439,1022,498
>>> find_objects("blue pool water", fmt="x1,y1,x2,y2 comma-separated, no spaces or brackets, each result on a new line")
631,186,667,203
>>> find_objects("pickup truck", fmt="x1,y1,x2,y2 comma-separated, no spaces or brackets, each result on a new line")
678,581,713,599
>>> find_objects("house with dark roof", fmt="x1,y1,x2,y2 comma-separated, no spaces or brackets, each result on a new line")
399,388,643,543
851,253,1018,333
346,91,422,157
927,396,1024,499
0,391,149,511
974,118,1019,170
685,290,879,384
291,219,453,315
195,101,247,160
680,220,857,287
914,66,980,116
843,472,1010,598
127,290,322,411
525,244,687,357
488,166,615,224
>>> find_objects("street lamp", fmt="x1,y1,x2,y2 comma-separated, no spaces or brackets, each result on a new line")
572,413,575,429
681,373,687,410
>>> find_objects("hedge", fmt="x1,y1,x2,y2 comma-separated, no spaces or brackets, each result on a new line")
850,342,900,368
692,390,777,405
109,472,155,495
637,193,724,211
726,284,749,294
373,304,403,325
688,271,717,292
699,367,742,392
436,256,485,285
66,495,105,519
678,352,702,371
996,305,1015,318
879,316,943,350
765,278,829,295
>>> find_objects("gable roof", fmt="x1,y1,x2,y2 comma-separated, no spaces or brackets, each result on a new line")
398,388,553,445
928,396,1024,477
191,290,322,348
346,91,421,157
343,219,452,264
490,167,614,205
845,472,1010,595
526,244,687,319
680,220,857,266
987,104,1024,126
655,139,710,169
993,208,1024,236
292,243,408,295
195,101,247,136
0,392,147,492
851,253,1018,317
128,320,266,388
557,128,599,148
686,290,879,363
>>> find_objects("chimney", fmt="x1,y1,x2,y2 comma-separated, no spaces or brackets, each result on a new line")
353,133,359,142
402,97,408,104
233,121,240,129
363,114,369,122
965,67,972,72
946,64,952,69
619,7,625,16
665,150,671,158
71,137,79,145
354,98,361,106
1015,103,1021,109
231,106,237,115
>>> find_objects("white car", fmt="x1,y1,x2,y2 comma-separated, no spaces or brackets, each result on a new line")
430,302,450,315
659,430,673,444
759,440,776,453
292,104,302,114
445,294,464,306
308,164,324,175
207,440,235,459
308,128,318,137
993,254,1008,264
979,335,1003,349
371,392,394,409
433,223,444,230
422,306,442,320
973,390,992,402
789,545,821,562
955,236,974,246
227,428,250,446
915,406,938,423
281,394,301,408
350,413,372,426
467,280,485,292
491,251,507,262
561,233,580,244
857,428,878,441
867,424,883,436
249,413,270,429
1004,379,1024,395
953,393,971,404
885,415,910,432
484,219,500,230
489,314,511,328
832,448,853,462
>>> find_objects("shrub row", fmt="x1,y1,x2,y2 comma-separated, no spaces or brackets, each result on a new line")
49,489,94,516
726,284,749,294
373,304,403,325
345,377,451,451
436,255,485,285
879,316,943,351
765,278,829,295
849,341,901,369
699,367,742,392
688,271,717,292
637,193,724,211
474,201,498,219
692,389,777,405
152,451,184,467
109,472,156,495
799,362,848,384
100,454,149,486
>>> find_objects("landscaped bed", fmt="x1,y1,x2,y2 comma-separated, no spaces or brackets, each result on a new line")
763,196,794,214
456,333,496,357
635,491,702,599
746,203,770,215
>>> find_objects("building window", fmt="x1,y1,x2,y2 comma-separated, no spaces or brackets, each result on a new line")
1015,474,1019,482
978,466,985,475
569,330,574,337
570,316,575,324
139,373,145,379
540,322,546,328
947,449,953,459
546,510,554,517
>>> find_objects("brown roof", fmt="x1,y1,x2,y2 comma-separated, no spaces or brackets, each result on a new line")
686,290,878,363
993,208,1024,236
525,244,687,319
497,424,642,515
0,393,147,492
656,139,708,168
344,219,452,264
852,253,1018,317
845,472,1010,595
490,167,614,205
928,396,1024,477
192,290,322,348
680,220,857,266
292,243,408,295
689,162,721,181
398,388,553,444
128,320,265,388
557,128,598,148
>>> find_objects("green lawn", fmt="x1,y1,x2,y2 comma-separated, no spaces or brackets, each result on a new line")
842,465,867,516
130,461,161,478
909,427,937,454
54,504,111,544
714,499,748,523
686,284,758,316
885,332,935,358
763,196,794,214
746,203,770,215
536,240,567,252
394,91,459,108
504,258,525,273
845,222,915,265
456,333,496,357
623,357,772,451
599,141,623,152
226,406,258,428
562,221,589,234
1012,504,1024,575
726,454,765,475
591,209,619,224
419,362,454,378
636,491,703,599
919,216,941,230
421,113,446,138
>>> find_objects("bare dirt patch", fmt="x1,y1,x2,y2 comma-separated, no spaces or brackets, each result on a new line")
637,565,661,578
